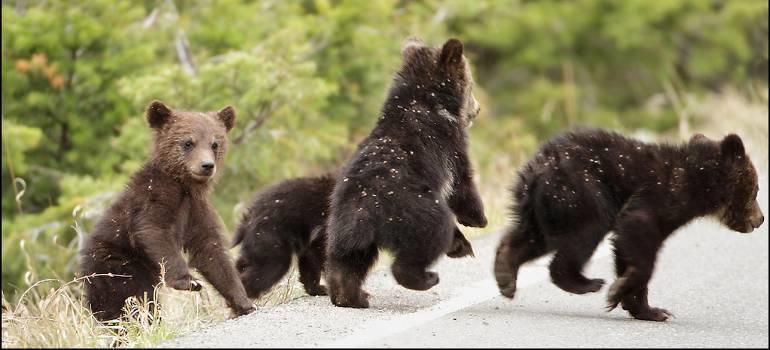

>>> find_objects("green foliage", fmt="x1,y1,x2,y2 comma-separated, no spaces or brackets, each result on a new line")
2,1,157,172
118,27,340,225
2,0,767,299
449,0,768,136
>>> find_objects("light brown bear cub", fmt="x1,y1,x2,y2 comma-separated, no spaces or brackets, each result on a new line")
80,101,255,321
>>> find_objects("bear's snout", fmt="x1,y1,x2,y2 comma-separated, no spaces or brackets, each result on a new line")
750,201,764,230
751,214,764,229
190,160,216,181
200,161,215,175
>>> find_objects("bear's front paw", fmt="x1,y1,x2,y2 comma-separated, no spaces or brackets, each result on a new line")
450,193,487,228
232,302,256,317
499,281,517,299
189,279,203,291
630,307,673,322
458,211,488,228
331,292,370,308
447,234,475,258
304,284,328,296
168,276,203,291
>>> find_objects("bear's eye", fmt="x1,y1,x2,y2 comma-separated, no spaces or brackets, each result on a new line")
212,142,219,151
183,140,194,150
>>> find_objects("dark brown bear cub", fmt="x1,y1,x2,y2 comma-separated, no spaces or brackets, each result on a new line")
326,38,487,308
232,175,336,299
233,174,476,299
80,101,255,321
494,129,764,321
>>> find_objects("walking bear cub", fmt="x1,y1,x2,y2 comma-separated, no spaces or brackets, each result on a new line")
233,174,475,300
233,175,335,299
80,101,255,321
325,38,487,308
494,129,764,321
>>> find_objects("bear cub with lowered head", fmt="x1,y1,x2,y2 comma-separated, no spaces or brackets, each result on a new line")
80,101,255,321
494,129,764,321
326,38,487,308
233,174,476,299
232,175,336,299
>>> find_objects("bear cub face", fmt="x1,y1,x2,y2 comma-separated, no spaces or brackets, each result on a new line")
147,100,235,183
399,37,481,128
696,134,764,233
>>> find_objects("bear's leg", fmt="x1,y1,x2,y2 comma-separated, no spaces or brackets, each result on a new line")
122,271,162,323
446,226,475,258
86,276,142,321
608,265,671,322
612,242,639,313
327,244,378,308
608,249,672,321
549,223,607,295
189,236,256,316
494,225,549,298
83,256,157,322
390,222,452,291
237,242,293,299
448,152,488,228
134,226,202,292
607,209,672,322
391,257,440,291
298,239,327,296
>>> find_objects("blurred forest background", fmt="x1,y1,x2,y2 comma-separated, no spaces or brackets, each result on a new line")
2,0,768,301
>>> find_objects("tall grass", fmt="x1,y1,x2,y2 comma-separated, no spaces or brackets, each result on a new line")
1,266,307,348
1,208,305,348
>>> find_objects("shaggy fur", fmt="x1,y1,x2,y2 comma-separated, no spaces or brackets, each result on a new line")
233,175,336,299
233,173,476,299
494,128,764,321
325,38,487,308
80,101,255,321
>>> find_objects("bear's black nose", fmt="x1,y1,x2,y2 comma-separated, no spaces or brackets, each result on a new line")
201,162,215,173
753,215,765,229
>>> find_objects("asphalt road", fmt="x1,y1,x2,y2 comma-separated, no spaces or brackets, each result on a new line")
164,188,768,348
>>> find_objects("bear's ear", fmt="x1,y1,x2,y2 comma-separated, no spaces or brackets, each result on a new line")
147,100,172,129
217,106,236,132
721,134,746,159
401,37,424,61
438,38,464,69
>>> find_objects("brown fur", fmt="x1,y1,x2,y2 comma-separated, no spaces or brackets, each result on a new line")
325,38,486,308
232,173,476,300
493,129,764,321
79,101,254,321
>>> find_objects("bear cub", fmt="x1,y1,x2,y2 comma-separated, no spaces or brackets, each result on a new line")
233,174,336,299
233,174,476,299
494,129,764,321
80,101,255,321
325,38,487,308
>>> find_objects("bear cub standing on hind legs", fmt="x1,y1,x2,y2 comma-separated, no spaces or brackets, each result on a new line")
494,129,764,321
325,37,487,308
80,101,255,321
232,174,476,299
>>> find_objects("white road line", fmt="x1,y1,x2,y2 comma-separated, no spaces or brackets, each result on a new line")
321,238,615,348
